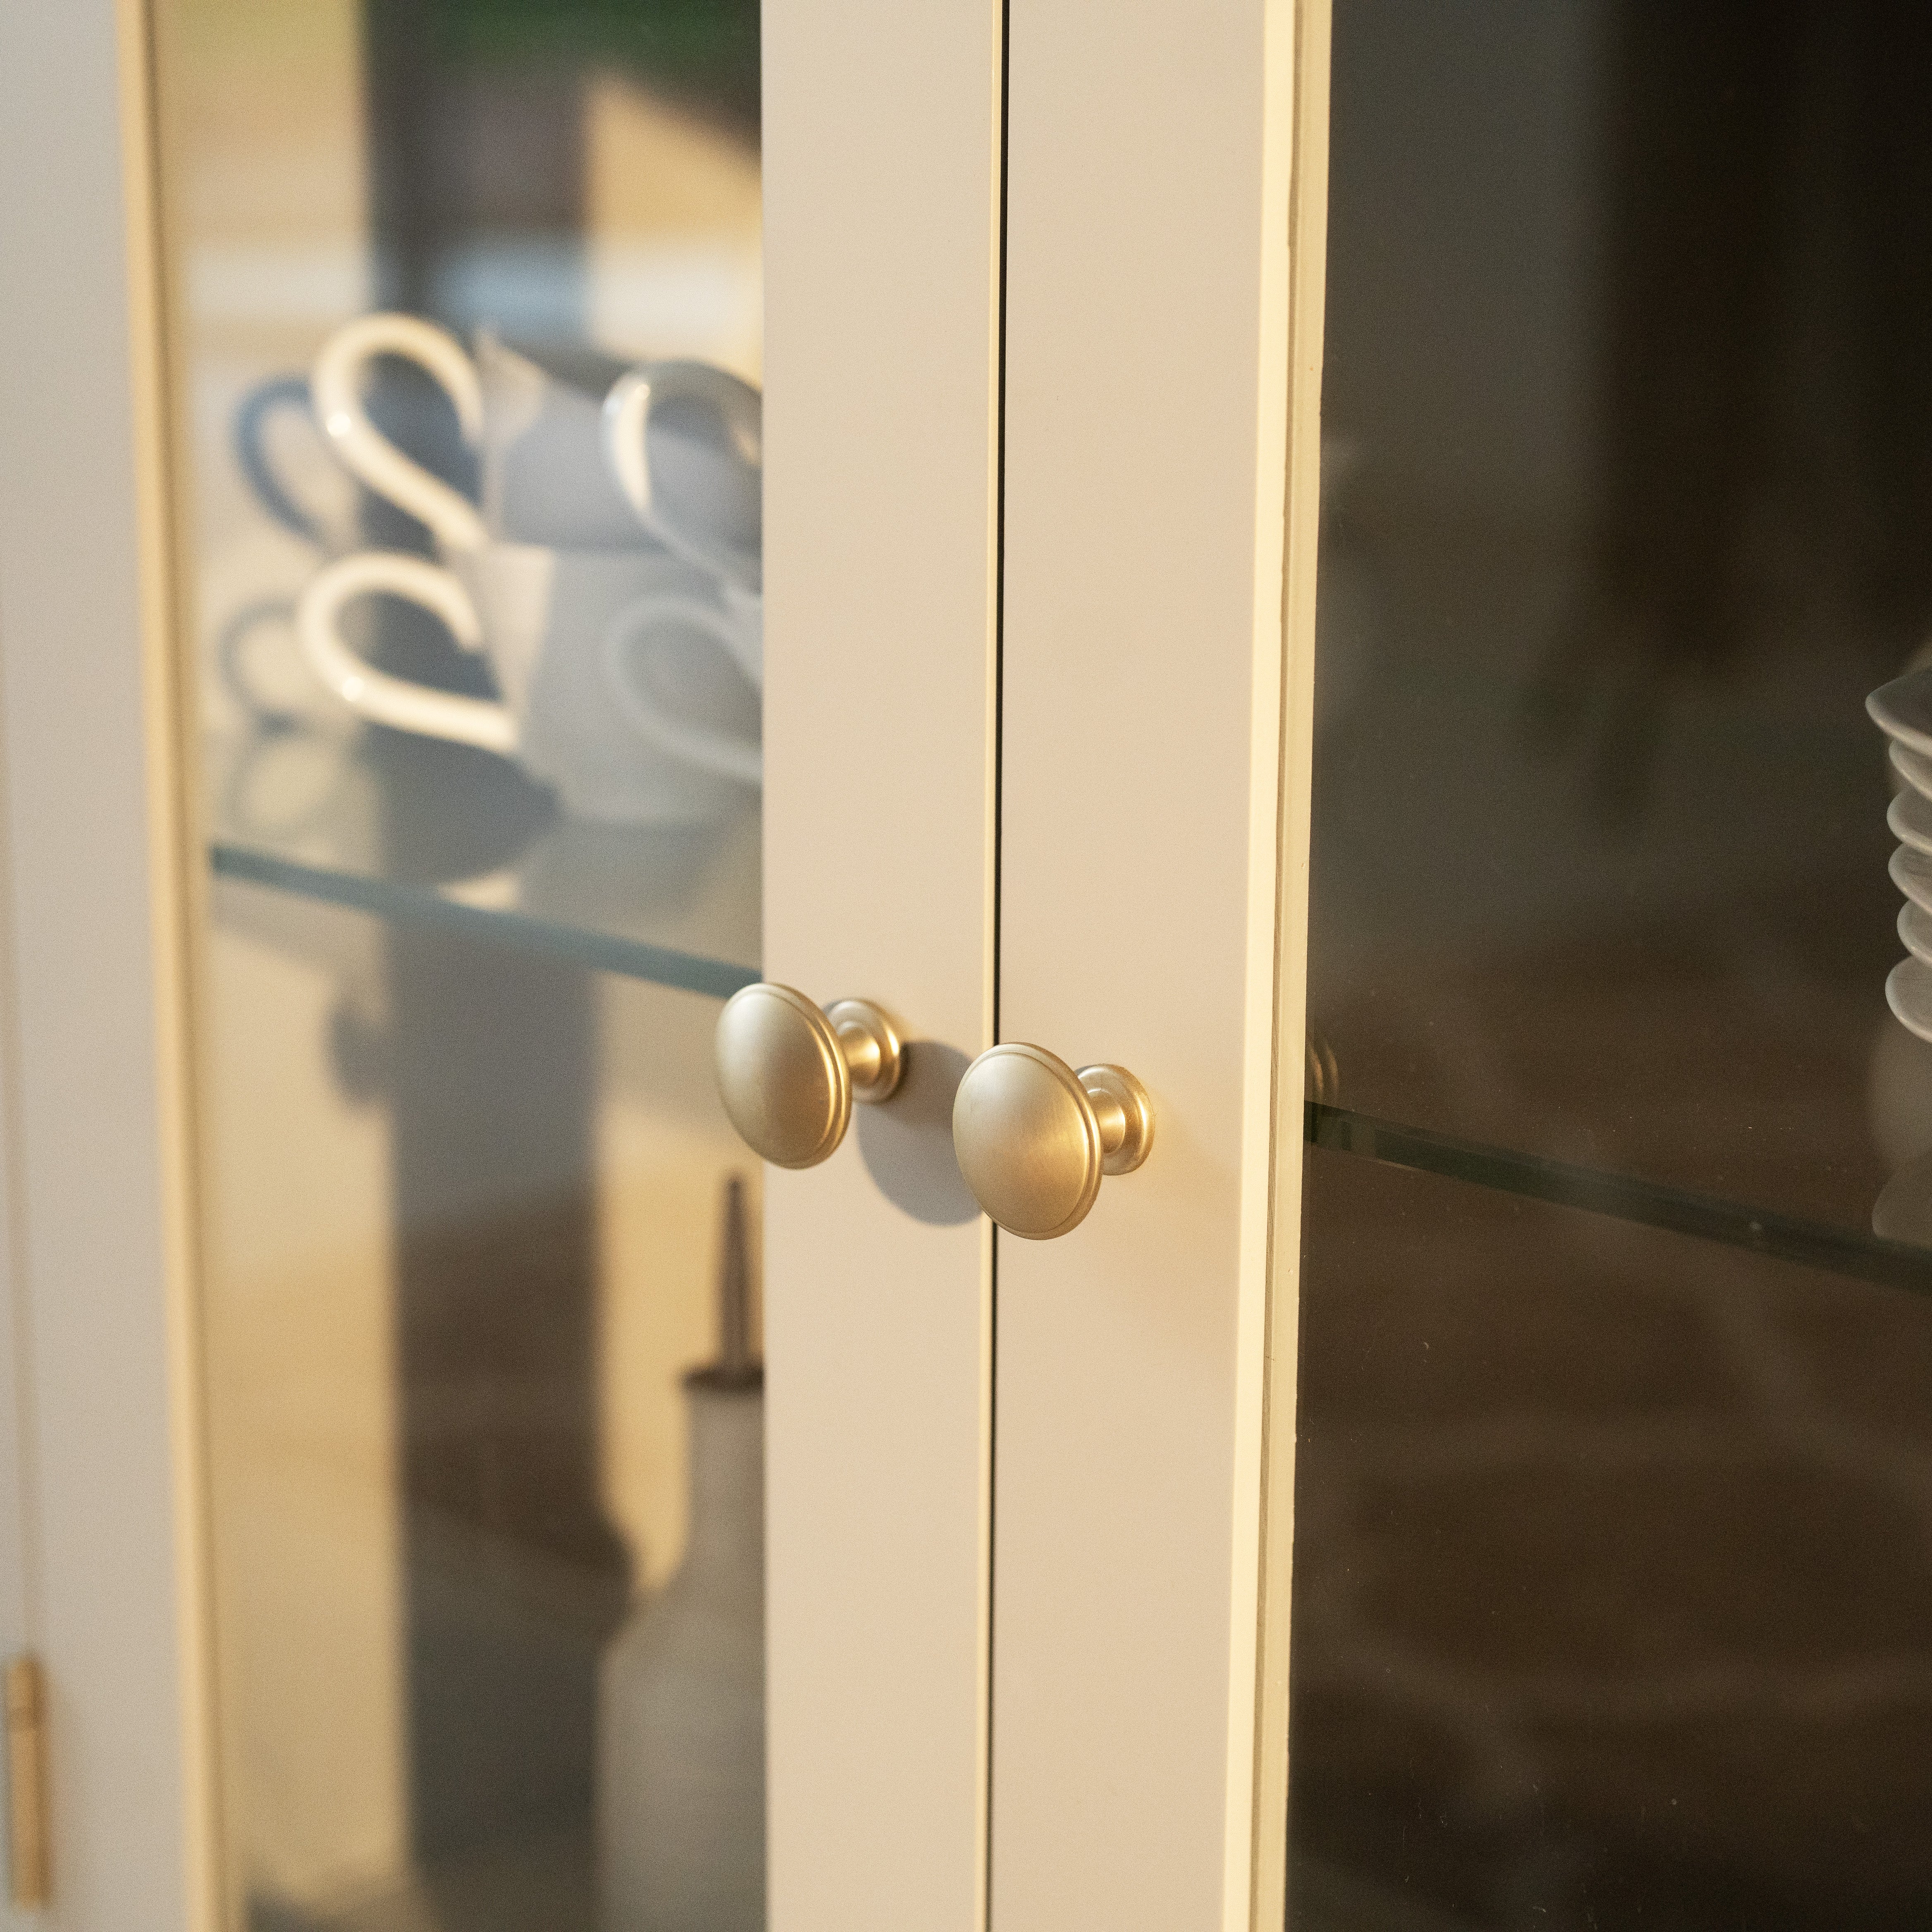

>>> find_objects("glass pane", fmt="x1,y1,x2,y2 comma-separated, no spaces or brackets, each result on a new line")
1292,1149,1932,1927
1307,2,1911,1240
1297,2,1932,1921
162,3,764,1925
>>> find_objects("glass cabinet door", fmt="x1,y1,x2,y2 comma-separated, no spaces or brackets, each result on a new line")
167,6,768,1926
1293,5,1932,1925
146,0,998,1927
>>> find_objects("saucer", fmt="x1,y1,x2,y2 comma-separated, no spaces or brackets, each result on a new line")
1870,666,1932,757
1887,954,1932,1044
1889,843,1932,914
1890,786,1932,854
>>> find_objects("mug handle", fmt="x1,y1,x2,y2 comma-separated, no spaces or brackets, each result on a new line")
603,592,762,787
232,373,329,545
311,314,489,554
601,363,762,553
297,551,516,753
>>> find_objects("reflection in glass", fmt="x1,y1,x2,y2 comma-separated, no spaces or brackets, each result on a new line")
1307,2,1921,1236
165,2,764,1924
1293,1151,1932,1928
1296,3,1932,1923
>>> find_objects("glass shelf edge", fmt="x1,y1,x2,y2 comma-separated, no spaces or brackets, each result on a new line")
1306,1102,1932,1297
210,842,760,1001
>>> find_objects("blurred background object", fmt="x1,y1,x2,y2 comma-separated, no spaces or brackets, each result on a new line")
1294,3,1932,1925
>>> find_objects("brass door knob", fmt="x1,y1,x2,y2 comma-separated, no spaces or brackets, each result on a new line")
715,983,906,1168
951,1043,1153,1239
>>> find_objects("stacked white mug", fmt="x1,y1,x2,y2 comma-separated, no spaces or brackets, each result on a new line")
297,312,763,825
1865,664,1932,1040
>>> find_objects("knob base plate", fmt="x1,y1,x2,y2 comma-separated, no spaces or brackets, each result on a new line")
826,999,905,1105
1077,1064,1155,1175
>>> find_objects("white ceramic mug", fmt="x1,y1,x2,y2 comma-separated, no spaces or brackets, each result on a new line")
311,315,763,580
296,544,761,824
311,314,645,553
605,578,762,789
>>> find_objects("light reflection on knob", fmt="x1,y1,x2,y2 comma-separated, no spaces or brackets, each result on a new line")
715,983,905,1169
951,1043,1153,1239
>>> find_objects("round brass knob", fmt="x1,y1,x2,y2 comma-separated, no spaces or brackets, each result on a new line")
715,983,905,1169
951,1043,1154,1239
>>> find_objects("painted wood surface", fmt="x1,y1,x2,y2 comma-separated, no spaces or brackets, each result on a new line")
994,1,1319,1925
762,2,1002,1926
0,2,214,1925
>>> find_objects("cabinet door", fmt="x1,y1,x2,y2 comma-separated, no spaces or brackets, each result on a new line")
0,1,1001,1927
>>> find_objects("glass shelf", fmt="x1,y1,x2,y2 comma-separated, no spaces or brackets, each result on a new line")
208,729,1932,1299
1308,1102,1932,1296
205,725,760,1000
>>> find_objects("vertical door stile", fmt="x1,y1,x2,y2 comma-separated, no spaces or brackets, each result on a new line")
994,0,1317,1926
0,1,215,1926
1256,0,1332,1922
760,2,1004,1929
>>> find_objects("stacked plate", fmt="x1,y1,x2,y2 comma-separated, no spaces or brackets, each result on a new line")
1867,669,1932,1041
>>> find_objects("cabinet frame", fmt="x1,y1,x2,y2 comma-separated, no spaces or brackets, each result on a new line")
0,0,1329,1925
0,1,219,1925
